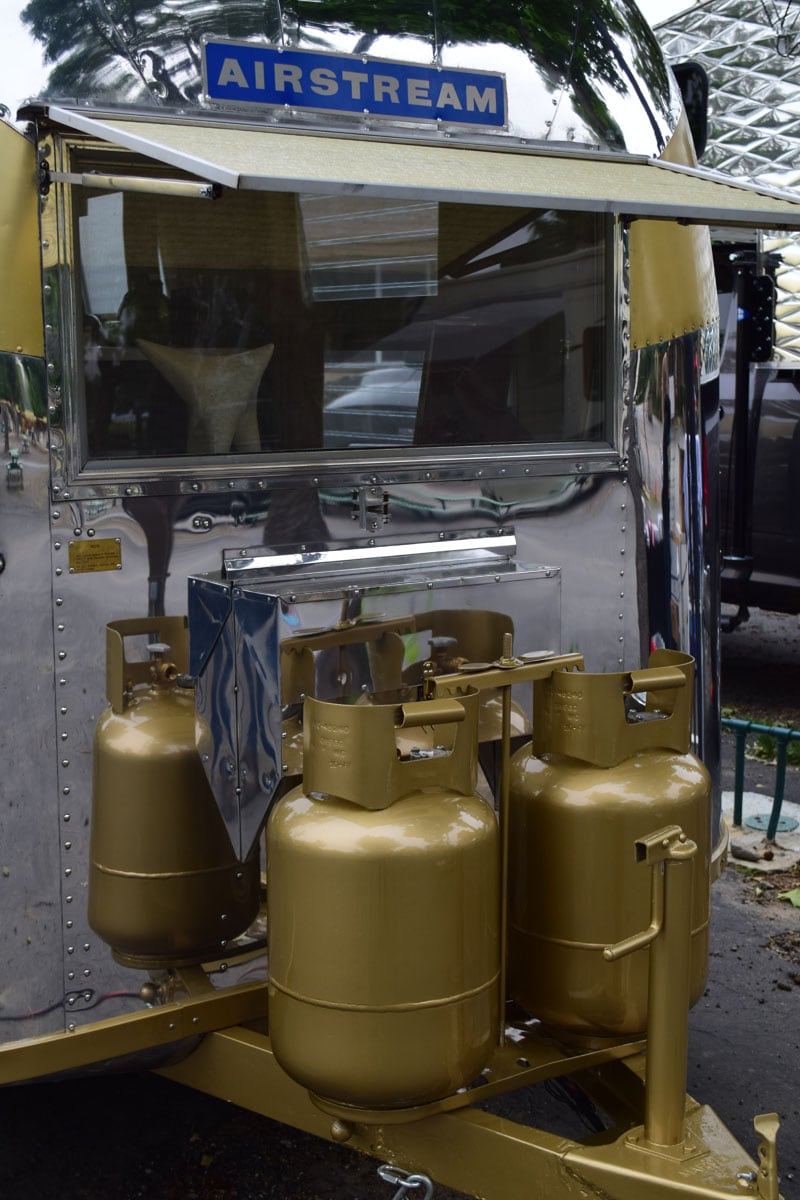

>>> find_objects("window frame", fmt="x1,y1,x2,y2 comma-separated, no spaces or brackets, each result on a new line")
48,133,623,497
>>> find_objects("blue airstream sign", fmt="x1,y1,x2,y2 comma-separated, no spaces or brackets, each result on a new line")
203,41,506,127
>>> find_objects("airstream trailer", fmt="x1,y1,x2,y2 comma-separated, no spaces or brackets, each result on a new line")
1,2,800,1197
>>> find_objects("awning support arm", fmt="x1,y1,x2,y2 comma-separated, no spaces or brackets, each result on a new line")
39,162,221,200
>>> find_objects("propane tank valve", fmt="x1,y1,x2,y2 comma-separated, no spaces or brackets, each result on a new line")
147,641,179,686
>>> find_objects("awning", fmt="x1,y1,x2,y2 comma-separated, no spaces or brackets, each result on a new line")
46,105,800,230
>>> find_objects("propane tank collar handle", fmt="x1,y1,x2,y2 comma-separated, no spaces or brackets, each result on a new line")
398,698,466,728
626,665,687,693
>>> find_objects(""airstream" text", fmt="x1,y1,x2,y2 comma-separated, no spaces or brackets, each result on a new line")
203,42,507,127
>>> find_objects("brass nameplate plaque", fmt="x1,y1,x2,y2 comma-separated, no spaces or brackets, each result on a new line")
68,538,122,574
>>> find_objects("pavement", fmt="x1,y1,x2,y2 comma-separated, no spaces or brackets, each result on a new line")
707,608,800,1197
687,861,799,1200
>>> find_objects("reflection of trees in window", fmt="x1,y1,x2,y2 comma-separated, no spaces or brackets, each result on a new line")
22,0,670,147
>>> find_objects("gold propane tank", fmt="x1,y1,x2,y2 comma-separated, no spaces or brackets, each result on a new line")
89,617,260,968
507,650,711,1041
267,688,499,1111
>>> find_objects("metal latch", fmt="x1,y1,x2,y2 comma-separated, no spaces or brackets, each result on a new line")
351,485,390,531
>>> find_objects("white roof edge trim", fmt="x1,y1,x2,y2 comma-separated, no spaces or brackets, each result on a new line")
46,105,800,230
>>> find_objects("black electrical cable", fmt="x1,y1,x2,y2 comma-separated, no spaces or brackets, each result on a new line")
0,989,142,1021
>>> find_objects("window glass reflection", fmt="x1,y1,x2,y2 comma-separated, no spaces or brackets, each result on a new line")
76,166,608,461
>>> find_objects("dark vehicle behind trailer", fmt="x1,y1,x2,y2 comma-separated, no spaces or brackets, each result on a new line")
716,243,800,622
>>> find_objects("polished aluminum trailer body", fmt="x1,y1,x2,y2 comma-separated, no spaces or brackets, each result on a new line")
0,5,799,1197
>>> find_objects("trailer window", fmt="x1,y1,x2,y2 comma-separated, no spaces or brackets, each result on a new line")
75,182,608,462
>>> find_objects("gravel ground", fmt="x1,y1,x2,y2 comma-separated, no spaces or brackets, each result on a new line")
0,609,798,1200
687,864,800,1199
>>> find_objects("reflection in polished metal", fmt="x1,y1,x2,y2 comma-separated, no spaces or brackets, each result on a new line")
629,329,721,822
222,532,518,579
12,1,679,155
